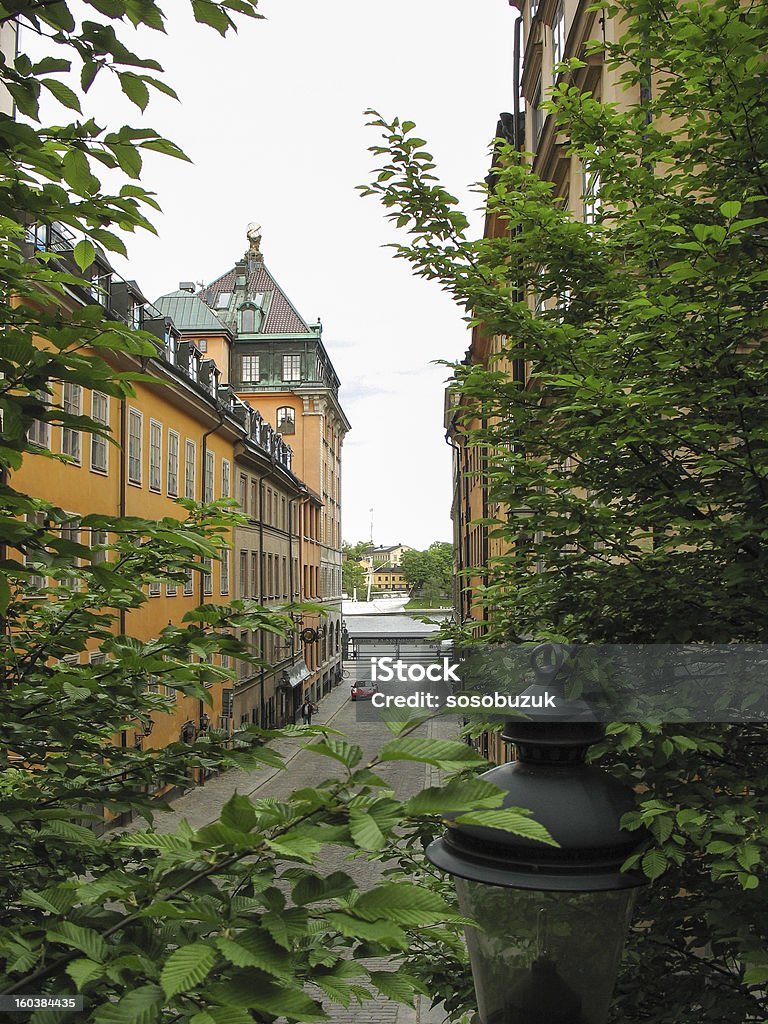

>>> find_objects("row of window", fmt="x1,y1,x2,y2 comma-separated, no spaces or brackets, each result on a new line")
241,354,302,386
237,550,298,602
237,474,294,532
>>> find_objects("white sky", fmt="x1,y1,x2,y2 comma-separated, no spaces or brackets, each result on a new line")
33,1,515,549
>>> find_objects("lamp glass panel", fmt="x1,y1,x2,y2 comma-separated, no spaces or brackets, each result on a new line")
455,880,636,1024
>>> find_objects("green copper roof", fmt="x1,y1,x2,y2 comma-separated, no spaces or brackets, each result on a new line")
154,290,232,334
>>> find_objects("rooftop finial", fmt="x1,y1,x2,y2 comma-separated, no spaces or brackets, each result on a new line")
246,222,262,257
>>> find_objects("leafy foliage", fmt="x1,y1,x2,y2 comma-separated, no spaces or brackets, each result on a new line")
0,2,554,1021
362,0,768,1020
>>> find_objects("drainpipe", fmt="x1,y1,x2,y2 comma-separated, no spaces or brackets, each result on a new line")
512,12,523,150
445,430,466,621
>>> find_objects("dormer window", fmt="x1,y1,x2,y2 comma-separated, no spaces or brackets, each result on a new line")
239,303,262,334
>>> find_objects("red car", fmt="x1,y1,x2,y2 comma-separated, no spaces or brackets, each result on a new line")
350,683,378,701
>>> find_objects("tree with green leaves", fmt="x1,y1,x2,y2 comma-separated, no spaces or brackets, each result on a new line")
362,0,768,1019
341,541,367,597
0,3,543,1021
401,543,452,602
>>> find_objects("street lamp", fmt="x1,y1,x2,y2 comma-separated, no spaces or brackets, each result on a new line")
426,644,648,1024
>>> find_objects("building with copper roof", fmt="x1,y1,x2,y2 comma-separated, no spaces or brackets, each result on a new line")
157,225,350,705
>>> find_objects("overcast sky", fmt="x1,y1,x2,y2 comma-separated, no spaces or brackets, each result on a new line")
41,1,515,549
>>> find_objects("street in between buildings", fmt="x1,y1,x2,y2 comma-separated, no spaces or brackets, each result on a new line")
140,646,456,1024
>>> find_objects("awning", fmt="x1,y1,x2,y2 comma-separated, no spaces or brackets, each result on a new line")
281,661,311,689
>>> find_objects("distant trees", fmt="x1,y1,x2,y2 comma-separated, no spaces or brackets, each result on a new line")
401,543,453,602
342,541,368,596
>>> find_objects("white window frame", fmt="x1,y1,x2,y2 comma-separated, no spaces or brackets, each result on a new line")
241,354,260,382
166,580,177,597
276,406,295,435
25,511,47,589
90,391,109,473
148,581,161,597
27,391,50,449
183,568,194,596
167,429,180,497
583,160,602,225
204,449,215,503
61,383,82,462
127,407,143,486
282,354,301,382
184,439,196,499
149,419,162,492
220,548,230,595
221,458,230,498
203,557,213,596
61,516,81,591
552,0,565,71
90,528,108,565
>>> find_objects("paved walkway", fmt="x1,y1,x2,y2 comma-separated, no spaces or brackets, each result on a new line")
144,672,456,1024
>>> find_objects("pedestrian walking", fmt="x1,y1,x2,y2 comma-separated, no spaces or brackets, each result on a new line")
299,698,318,725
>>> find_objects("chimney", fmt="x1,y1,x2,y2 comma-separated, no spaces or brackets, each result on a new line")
179,281,196,293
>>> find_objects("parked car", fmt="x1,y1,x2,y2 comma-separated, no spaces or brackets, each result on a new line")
350,683,378,701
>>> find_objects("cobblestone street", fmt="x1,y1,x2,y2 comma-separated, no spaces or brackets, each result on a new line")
144,664,458,1024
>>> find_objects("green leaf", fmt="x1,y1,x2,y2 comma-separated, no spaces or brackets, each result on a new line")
377,736,485,768
305,738,362,769
719,201,742,219
215,930,291,979
63,149,100,195
160,943,216,998
405,778,505,814
46,922,107,963
41,78,82,111
354,883,456,925
119,72,150,110
642,848,668,881
66,958,104,991
93,984,164,1024
454,808,557,846
220,791,257,833
368,970,424,1005
191,0,232,34
291,871,355,906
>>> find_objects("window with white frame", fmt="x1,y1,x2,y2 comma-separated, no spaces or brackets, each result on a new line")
220,548,229,594
239,551,248,597
184,439,196,499
552,0,565,71
221,458,230,498
61,383,82,461
241,354,260,382
203,557,212,596
276,406,295,435
282,354,301,382
167,429,179,496
25,511,47,589
89,651,106,665
204,449,215,502
148,581,161,597
27,391,50,449
531,78,544,148
198,338,207,353
166,580,177,597
61,518,81,590
90,528,108,565
149,420,162,492
127,408,143,485
90,391,109,472
183,567,194,596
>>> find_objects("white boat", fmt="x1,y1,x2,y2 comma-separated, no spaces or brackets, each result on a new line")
342,592,411,615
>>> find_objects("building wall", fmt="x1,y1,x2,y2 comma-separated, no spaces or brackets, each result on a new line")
12,356,239,758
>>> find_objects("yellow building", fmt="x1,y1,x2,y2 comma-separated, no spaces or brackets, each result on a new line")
371,563,407,592
15,221,314,771
160,226,351,705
